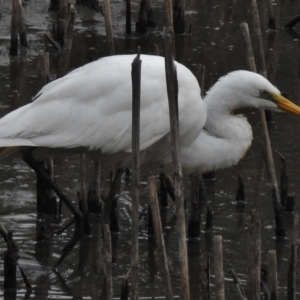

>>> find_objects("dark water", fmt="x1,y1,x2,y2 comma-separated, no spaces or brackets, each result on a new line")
1,0,300,299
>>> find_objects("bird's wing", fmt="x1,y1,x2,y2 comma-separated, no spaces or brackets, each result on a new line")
0,55,204,154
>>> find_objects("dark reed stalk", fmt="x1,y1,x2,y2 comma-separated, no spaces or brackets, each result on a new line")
240,22,285,237
148,176,174,300
164,27,190,300
130,51,142,300
249,1,281,204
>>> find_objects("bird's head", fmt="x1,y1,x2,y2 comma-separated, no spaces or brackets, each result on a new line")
205,70,300,117
258,89,300,116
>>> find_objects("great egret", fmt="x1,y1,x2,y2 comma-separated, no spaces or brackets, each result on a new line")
0,54,300,173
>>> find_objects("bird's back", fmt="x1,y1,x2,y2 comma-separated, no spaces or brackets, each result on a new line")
0,55,205,165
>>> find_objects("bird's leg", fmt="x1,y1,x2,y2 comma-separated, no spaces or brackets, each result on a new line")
53,218,82,269
20,147,84,266
102,168,123,232
21,147,82,219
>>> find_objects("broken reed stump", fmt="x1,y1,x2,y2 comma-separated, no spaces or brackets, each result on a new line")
247,209,261,300
164,27,190,300
173,0,185,34
287,213,299,300
214,236,225,300
240,22,285,237
103,0,115,55
268,250,278,299
130,51,142,300
37,52,50,87
10,0,28,56
57,4,76,78
148,176,173,300
103,224,113,300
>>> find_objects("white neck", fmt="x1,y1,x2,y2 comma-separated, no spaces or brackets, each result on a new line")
180,95,253,173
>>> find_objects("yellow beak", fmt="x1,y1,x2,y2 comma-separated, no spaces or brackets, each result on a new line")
273,94,300,116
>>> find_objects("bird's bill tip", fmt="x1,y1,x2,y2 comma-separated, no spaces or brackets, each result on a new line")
273,94,300,117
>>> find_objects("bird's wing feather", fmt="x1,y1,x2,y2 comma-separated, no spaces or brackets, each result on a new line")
0,55,204,154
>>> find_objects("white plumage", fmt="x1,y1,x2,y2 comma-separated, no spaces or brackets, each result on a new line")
0,54,300,173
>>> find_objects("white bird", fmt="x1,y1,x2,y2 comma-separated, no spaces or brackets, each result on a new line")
0,54,300,173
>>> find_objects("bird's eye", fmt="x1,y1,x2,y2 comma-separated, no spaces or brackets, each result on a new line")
260,90,269,98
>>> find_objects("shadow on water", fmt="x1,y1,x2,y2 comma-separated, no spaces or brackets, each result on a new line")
1,0,300,298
